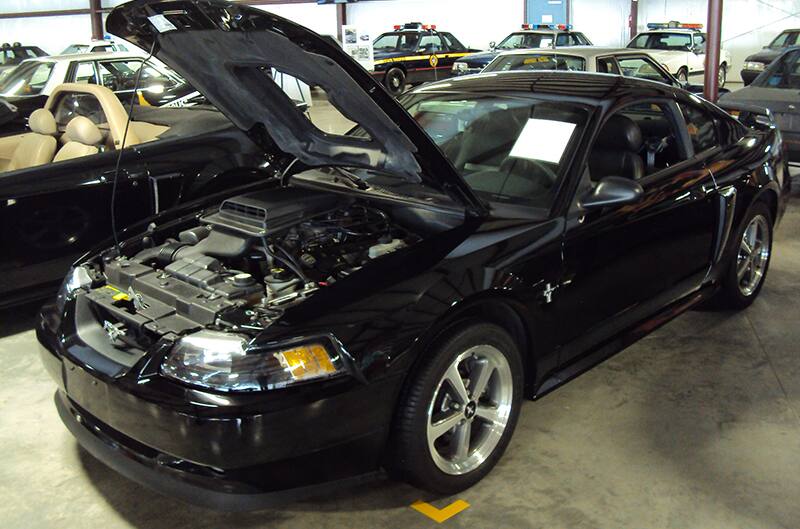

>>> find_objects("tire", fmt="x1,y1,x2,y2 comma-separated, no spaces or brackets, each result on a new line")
677,68,689,83
388,322,524,494
384,67,406,97
717,201,773,309
718,64,727,87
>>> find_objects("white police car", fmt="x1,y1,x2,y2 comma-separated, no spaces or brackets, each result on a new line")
627,22,731,86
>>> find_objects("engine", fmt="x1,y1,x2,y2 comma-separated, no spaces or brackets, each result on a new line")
90,187,420,337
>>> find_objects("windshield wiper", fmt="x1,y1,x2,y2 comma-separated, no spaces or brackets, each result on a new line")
332,167,370,190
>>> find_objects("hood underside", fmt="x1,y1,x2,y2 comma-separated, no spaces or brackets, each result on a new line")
107,0,483,211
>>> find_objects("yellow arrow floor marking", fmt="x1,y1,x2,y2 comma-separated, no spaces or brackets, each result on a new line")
410,499,470,523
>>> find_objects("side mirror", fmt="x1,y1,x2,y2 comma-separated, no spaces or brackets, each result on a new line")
489,41,497,50
579,176,644,210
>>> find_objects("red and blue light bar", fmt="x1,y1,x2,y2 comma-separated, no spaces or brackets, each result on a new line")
521,23,573,31
647,21,704,30
394,22,437,31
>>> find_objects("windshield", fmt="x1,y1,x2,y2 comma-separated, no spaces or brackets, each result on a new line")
769,31,799,49
755,49,800,88
373,32,421,52
629,32,692,50
0,61,54,96
398,91,586,210
61,44,89,54
497,32,554,50
485,53,585,72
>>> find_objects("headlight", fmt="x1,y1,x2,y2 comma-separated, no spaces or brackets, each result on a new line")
56,266,92,313
452,62,468,73
744,61,766,72
161,330,345,392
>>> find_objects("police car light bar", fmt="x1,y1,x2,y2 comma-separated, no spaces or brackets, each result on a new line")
522,24,573,30
647,21,704,30
395,22,435,31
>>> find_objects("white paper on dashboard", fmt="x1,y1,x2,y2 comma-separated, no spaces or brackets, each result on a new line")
509,119,577,164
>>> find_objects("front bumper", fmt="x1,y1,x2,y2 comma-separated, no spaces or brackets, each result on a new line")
37,304,402,509
53,390,379,511
740,69,762,86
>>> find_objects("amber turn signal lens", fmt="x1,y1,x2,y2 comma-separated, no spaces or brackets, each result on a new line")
275,344,337,381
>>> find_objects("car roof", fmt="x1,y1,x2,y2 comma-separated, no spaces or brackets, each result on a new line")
415,70,678,102
494,46,648,59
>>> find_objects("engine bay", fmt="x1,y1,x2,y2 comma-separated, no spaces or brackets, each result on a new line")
83,187,423,342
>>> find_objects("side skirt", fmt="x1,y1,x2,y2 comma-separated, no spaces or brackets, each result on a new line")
532,285,716,399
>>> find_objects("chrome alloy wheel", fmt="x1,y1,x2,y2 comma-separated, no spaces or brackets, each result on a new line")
737,214,770,297
426,345,513,475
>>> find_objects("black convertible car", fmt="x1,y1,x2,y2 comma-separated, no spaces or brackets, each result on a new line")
0,81,265,309
38,0,788,511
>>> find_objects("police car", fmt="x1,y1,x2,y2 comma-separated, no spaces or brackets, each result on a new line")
370,22,480,96
452,24,592,76
627,22,732,86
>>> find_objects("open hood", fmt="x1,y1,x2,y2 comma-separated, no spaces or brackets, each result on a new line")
107,0,484,212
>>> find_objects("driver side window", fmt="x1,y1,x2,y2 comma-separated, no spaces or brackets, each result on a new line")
588,102,687,182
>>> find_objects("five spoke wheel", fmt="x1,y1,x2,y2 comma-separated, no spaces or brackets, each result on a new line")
426,345,513,475
737,214,770,297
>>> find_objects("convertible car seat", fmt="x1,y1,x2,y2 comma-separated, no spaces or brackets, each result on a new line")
588,115,645,181
53,117,104,162
4,109,58,171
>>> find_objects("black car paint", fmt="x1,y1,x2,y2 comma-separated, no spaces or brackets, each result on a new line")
0,114,267,309
37,0,788,510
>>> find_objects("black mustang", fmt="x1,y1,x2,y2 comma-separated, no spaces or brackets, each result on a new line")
37,0,788,511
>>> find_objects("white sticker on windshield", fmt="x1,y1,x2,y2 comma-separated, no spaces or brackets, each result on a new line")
148,14,177,33
509,118,577,164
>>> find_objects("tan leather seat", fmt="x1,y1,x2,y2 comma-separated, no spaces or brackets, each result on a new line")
5,109,58,171
53,117,103,162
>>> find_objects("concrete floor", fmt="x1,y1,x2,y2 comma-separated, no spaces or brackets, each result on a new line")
1,90,799,527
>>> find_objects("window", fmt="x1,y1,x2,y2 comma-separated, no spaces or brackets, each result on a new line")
629,32,692,51
74,62,98,84
96,59,180,93
484,53,585,73
53,93,107,129
769,31,798,49
61,44,89,54
679,103,719,153
574,33,592,45
556,33,583,46
90,45,114,53
441,33,465,52
0,61,55,96
597,57,620,74
694,34,706,51
497,32,554,50
591,102,687,180
617,57,671,84
400,92,587,209
760,49,800,89
373,32,420,52
418,35,443,52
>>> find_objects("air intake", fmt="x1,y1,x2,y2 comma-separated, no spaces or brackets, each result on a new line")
201,187,346,237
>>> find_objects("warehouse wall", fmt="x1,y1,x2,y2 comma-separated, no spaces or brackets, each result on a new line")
251,3,338,36
346,0,524,50
639,0,800,82
0,14,93,56
572,0,631,47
